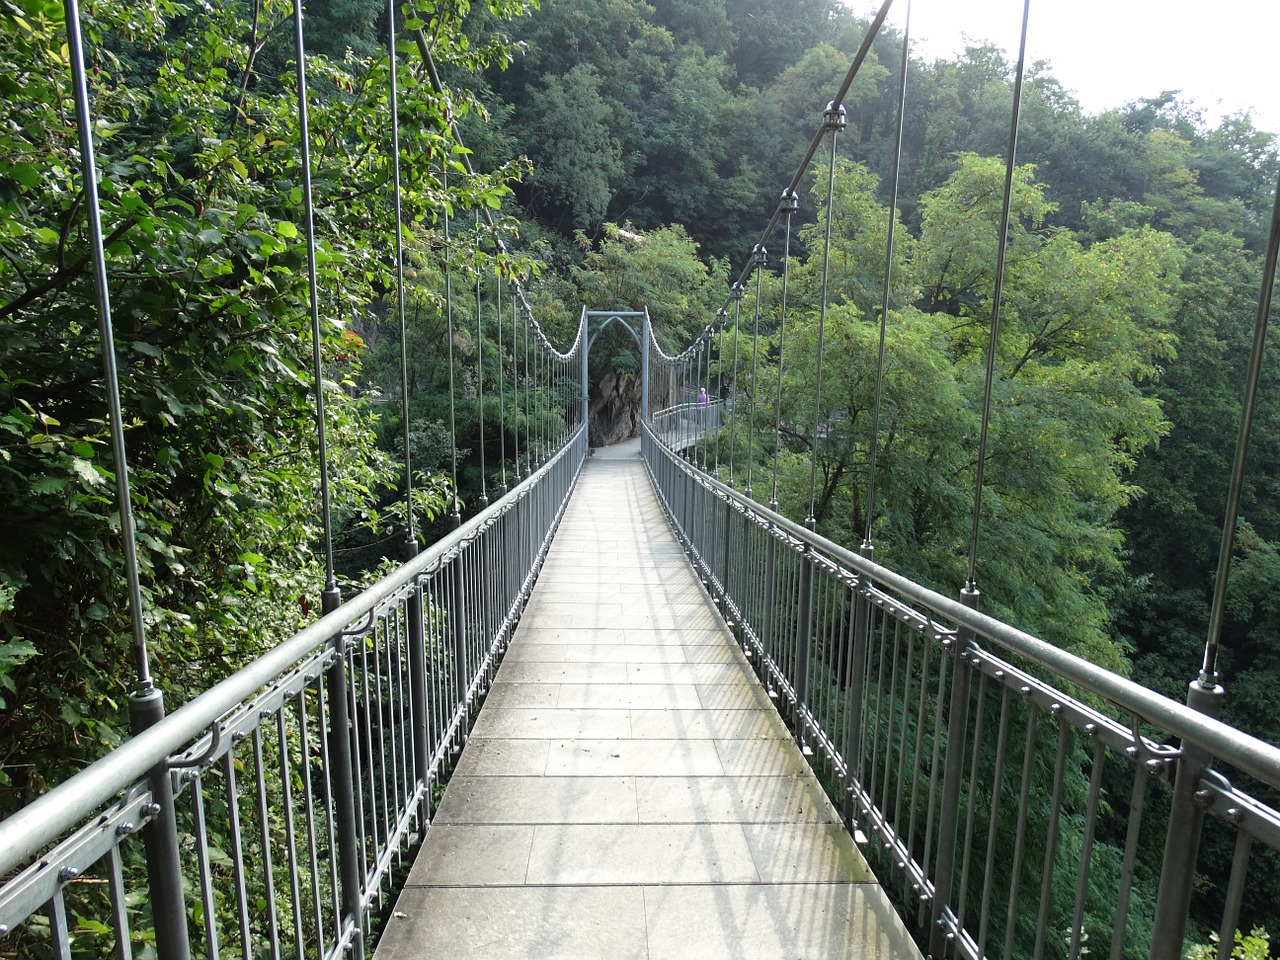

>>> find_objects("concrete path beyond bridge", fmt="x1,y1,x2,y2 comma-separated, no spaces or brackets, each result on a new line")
374,439,921,960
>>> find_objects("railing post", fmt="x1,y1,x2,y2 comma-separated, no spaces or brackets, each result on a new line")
640,312,650,424
322,588,364,958
761,531,778,681
404,539,431,826
794,543,816,750
581,310,591,442
721,496,734,613
928,585,979,956
1148,678,1224,960
129,689,191,960
452,546,470,752
841,542,875,825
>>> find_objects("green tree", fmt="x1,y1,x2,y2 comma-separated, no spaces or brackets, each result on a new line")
0,0,526,802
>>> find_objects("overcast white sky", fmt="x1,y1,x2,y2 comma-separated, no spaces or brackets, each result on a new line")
855,0,1280,137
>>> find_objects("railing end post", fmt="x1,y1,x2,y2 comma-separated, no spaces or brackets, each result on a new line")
129,688,191,960
1148,676,1225,960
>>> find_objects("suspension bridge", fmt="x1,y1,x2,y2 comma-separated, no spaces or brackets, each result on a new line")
4,0,1280,958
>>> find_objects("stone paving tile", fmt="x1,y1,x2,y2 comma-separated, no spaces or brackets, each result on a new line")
743,822,877,883
626,708,787,741
494,660,631,684
524,823,759,885
435,776,638,825
634,775,840,825
556,681,703,709
501,642,741,664
403,824,534,884
623,660,755,684
469,706,632,740
377,886,649,960
642,883,914,960
543,738,724,777
695,681,774,710
477,682,558,708
450,738,551,777
714,736,815,777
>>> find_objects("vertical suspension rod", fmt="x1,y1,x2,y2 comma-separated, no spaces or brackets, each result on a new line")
293,0,340,604
770,190,799,513
963,0,1031,593
806,104,846,529
475,213,488,505
1201,165,1280,684
443,164,461,525
746,245,766,498
63,0,152,691
389,3,416,549
863,0,912,548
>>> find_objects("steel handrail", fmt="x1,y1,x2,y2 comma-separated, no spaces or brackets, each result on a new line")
642,421,1280,788
0,423,585,879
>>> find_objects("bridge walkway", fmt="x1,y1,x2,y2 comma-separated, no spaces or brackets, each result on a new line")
374,439,920,959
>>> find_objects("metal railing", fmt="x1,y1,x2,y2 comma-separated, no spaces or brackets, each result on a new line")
0,425,586,960
642,424,1280,960
650,400,722,452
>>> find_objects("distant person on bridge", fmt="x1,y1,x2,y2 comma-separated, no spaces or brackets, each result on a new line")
697,387,708,427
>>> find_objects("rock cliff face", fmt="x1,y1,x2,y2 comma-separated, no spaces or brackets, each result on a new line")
589,370,641,447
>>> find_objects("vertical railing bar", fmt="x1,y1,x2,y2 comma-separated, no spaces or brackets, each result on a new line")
1001,706,1039,960
906,630,932,900
921,638,950,889
894,622,915,896
978,685,1014,957
1216,830,1254,960
295,689,325,950
275,708,306,960
315,667,341,938
869,610,891,824
1067,738,1108,959
222,751,253,960
374,620,393,876
250,727,281,960
106,844,134,960
956,671,989,934
1109,761,1149,960
1032,718,1071,960
350,639,371,888
49,888,72,960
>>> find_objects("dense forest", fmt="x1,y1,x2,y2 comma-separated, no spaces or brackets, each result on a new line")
468,0,1280,764
3,0,1280,952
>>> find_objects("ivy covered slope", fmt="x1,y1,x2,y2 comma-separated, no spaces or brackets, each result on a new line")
0,0,531,808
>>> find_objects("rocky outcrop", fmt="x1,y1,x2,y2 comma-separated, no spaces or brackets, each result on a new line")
589,370,641,447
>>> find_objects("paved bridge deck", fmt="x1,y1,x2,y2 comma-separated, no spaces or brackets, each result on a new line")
374,440,920,959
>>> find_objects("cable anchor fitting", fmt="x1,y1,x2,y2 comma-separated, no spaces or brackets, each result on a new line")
778,189,800,214
750,244,767,269
823,101,847,132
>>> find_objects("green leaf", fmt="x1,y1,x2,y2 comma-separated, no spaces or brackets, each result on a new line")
132,341,163,358
30,475,67,495
70,457,105,488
